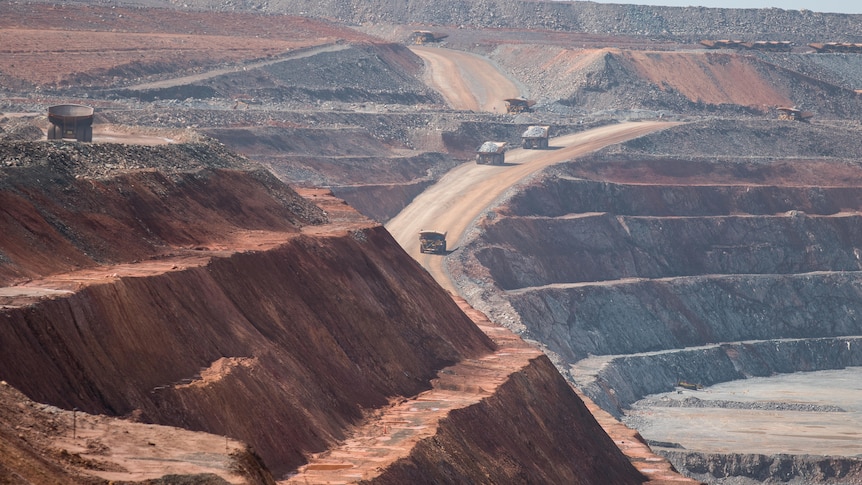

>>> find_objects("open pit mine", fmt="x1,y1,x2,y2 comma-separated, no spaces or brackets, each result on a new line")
3,0,862,483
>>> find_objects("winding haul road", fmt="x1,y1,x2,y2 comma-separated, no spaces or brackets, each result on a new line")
388,47,677,292
410,46,520,112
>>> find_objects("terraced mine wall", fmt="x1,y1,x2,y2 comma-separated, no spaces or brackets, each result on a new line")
204,119,604,221
468,169,862,368
578,337,862,416
661,450,862,484
0,141,494,476
0,140,658,481
450,121,862,482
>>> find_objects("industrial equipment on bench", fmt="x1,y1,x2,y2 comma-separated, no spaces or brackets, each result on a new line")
47,104,94,142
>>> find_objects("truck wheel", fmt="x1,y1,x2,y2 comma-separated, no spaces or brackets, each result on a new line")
47,125,59,140
84,126,93,142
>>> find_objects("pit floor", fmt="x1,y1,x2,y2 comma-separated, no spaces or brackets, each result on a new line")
623,367,862,456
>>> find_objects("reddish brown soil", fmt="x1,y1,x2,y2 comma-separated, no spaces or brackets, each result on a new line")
286,297,697,485
0,166,314,286
621,51,792,108
0,163,495,478
0,3,376,87
0,381,271,484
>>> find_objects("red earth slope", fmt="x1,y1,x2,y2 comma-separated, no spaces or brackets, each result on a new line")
0,142,494,478
0,140,695,483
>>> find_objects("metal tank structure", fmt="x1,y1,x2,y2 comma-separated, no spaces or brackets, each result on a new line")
47,104,94,142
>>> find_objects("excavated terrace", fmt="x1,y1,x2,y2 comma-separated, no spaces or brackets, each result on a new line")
453,133,862,482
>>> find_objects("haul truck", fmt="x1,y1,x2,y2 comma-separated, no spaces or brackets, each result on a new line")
419,230,447,254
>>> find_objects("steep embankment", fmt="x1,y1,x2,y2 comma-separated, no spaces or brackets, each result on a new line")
0,140,322,283
0,140,497,478
459,119,862,364
489,45,862,118
451,120,862,481
287,300,668,484
0,139,670,484
369,356,644,485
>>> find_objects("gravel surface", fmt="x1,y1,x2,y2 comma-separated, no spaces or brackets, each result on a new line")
124,0,862,44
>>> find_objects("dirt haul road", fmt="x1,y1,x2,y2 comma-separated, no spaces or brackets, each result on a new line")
410,46,520,112
387,121,679,293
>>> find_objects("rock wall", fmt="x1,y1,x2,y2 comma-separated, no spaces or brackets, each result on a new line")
0,228,495,475
660,450,862,485
477,213,862,289
579,337,862,415
508,274,862,362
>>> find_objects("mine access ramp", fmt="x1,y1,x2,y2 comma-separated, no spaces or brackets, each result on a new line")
47,104,94,142
419,230,447,254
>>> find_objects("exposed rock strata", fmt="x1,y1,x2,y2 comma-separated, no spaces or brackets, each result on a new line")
660,450,862,485
577,337,862,416
451,121,862,483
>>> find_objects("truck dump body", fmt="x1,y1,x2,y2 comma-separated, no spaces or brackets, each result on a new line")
476,141,507,165
522,125,550,149
47,104,94,142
